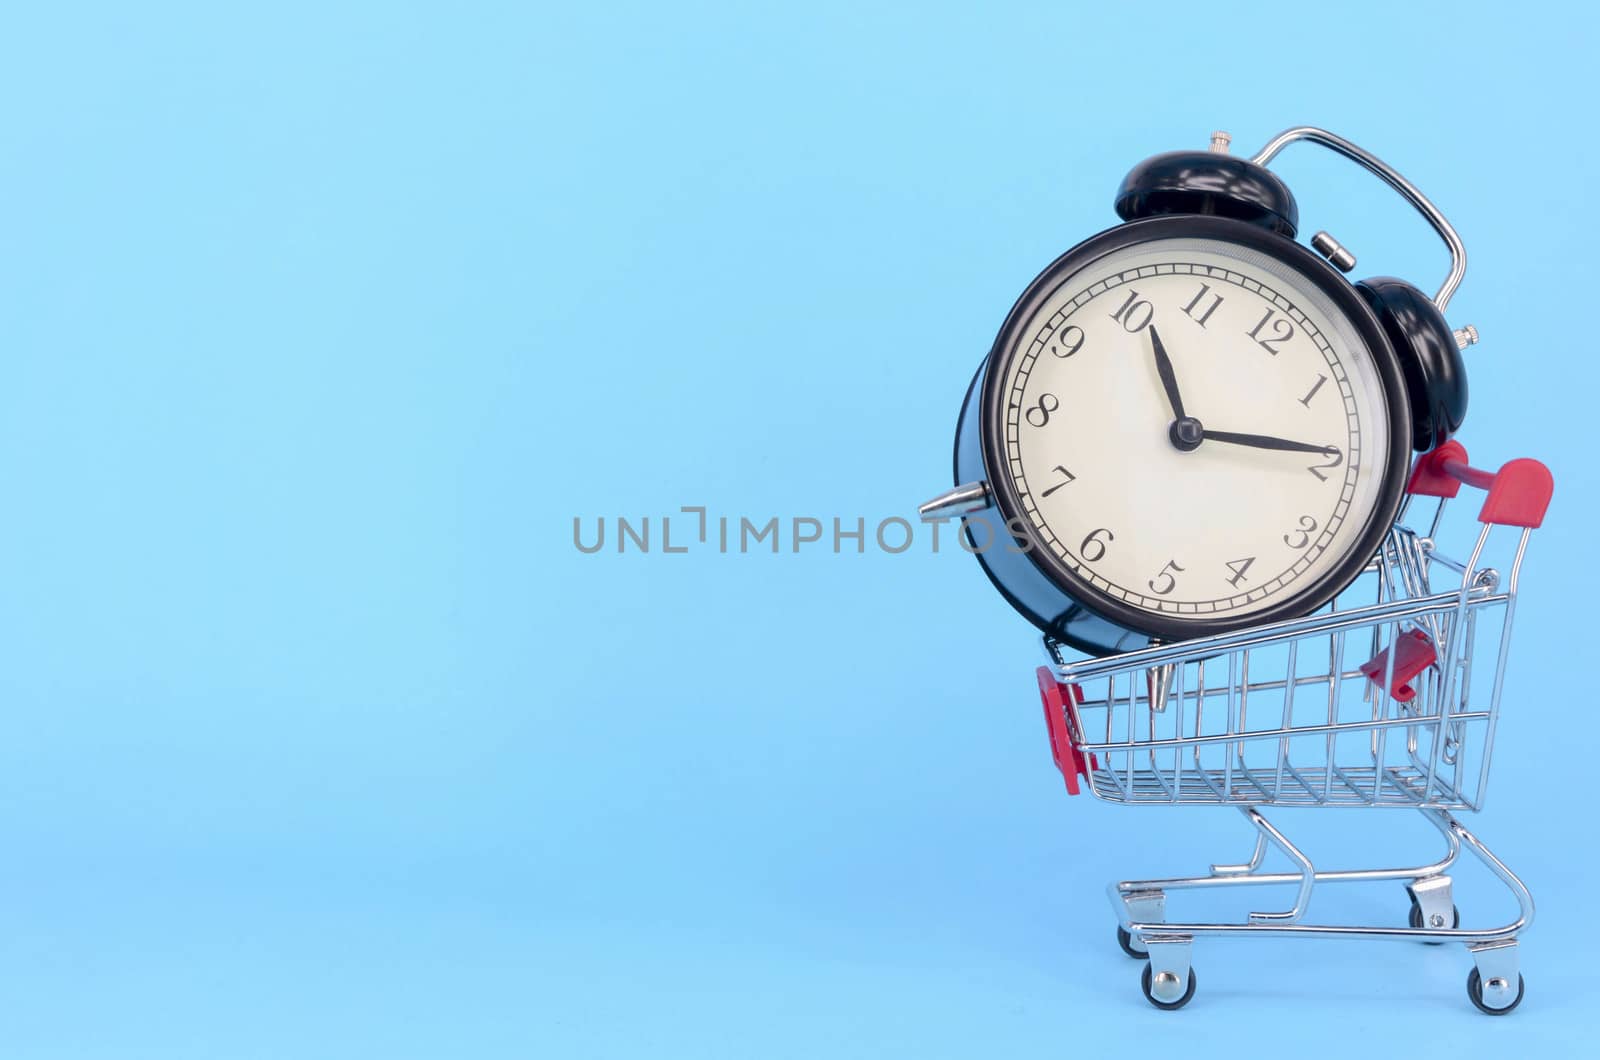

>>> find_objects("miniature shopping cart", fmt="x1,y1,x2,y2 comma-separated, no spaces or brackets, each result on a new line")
1038,441,1553,1013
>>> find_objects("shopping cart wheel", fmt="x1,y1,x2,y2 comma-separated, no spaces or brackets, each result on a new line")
1140,963,1197,1011
1116,926,1147,959
1407,898,1461,942
1466,967,1525,1015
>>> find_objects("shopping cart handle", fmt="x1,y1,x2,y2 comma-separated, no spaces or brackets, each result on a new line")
1405,440,1554,528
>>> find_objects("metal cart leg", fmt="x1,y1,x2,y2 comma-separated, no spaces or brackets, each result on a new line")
1236,808,1313,923
1116,890,1165,958
1405,873,1458,937
1422,808,1533,1014
1111,804,1464,907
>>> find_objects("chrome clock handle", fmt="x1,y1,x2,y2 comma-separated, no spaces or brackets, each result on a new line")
1250,126,1466,312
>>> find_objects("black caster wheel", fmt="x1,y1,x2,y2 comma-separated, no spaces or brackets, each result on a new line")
1408,899,1460,943
1116,926,1147,959
1467,967,1525,1015
1140,963,1197,1011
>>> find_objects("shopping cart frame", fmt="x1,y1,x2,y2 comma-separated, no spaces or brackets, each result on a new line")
1038,442,1553,1013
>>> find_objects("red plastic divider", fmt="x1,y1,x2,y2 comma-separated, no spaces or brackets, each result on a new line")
1359,629,1437,703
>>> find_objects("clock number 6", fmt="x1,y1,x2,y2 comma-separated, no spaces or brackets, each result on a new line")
1080,527,1114,563
1148,558,1184,595
1025,393,1059,427
1246,307,1295,354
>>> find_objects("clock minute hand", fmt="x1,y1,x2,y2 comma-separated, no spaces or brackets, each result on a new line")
1201,429,1335,456
1148,326,1186,420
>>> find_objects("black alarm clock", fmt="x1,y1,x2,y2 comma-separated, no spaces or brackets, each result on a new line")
922,127,1476,656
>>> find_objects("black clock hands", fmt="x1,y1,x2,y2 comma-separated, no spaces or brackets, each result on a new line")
1145,324,1334,461
1148,326,1186,420
1200,429,1336,456
1150,327,1209,453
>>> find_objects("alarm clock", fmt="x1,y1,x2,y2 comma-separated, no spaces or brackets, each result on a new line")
922,127,1478,656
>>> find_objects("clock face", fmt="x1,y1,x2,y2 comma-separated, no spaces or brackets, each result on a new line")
987,233,1401,630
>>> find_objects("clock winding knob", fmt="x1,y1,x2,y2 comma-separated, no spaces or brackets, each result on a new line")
1454,325,1479,350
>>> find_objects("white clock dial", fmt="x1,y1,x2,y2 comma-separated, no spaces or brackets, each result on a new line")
999,237,1393,622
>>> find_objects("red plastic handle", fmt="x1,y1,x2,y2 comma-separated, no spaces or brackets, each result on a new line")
1036,667,1094,796
1406,441,1554,528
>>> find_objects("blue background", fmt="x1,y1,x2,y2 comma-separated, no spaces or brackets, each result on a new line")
1,1,1594,1055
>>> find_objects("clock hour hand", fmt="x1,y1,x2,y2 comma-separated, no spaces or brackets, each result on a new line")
1201,429,1336,456
1148,326,1186,420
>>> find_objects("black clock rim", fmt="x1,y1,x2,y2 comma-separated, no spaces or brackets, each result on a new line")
978,214,1413,644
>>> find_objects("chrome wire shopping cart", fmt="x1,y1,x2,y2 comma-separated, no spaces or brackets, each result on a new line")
1037,441,1554,1013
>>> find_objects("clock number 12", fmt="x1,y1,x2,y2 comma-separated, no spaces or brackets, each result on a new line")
1247,307,1295,354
